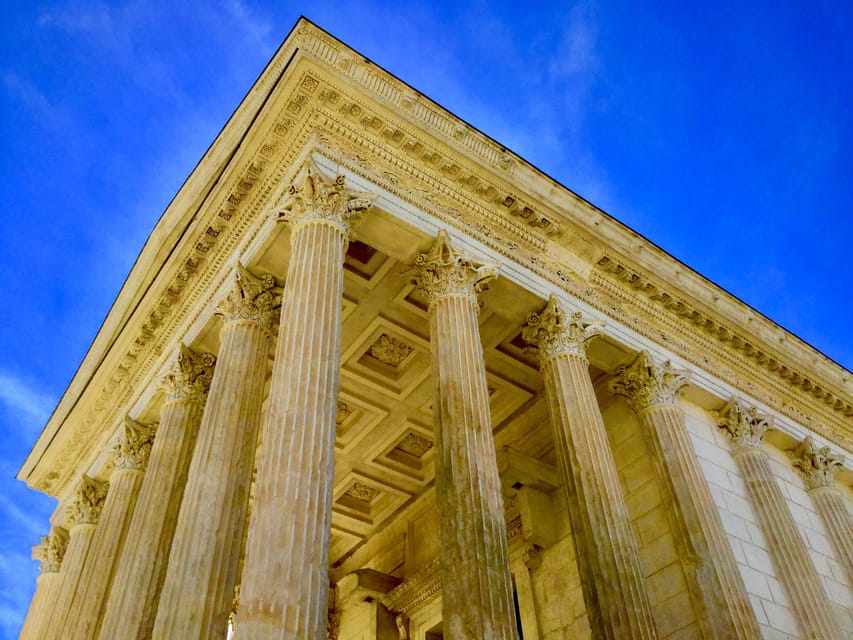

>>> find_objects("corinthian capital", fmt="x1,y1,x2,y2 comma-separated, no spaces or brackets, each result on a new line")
402,229,497,305
276,161,376,233
33,527,68,574
609,351,690,412
522,294,602,360
67,475,109,526
216,263,283,329
716,398,772,451
792,437,844,490
161,344,216,404
114,416,157,472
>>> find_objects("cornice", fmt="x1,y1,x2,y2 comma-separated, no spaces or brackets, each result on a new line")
22,19,853,495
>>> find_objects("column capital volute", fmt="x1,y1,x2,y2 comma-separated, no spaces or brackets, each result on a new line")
160,343,216,405
275,159,376,235
792,436,844,491
402,229,498,306
521,294,602,360
67,474,108,527
113,416,157,472
33,527,68,574
609,351,690,412
715,397,772,451
215,262,283,330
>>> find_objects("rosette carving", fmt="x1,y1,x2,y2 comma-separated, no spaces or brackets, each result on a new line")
522,294,602,359
34,527,68,574
609,351,690,411
792,437,844,490
276,160,375,232
216,262,282,329
160,344,216,404
716,398,772,451
402,229,497,305
67,475,109,526
114,416,157,471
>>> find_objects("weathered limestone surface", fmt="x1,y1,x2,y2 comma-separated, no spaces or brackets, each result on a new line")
153,264,280,640
718,399,843,639
405,229,518,640
235,164,374,639
523,296,657,640
610,351,760,639
18,527,67,640
97,345,214,640
44,476,108,640
64,418,155,640
792,437,853,586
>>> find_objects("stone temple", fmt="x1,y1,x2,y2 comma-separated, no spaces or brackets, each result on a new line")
16,17,853,640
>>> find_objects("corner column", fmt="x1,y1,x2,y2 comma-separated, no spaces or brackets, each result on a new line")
717,399,842,639
235,163,374,639
609,352,760,638
18,527,68,640
523,296,656,639
153,264,281,640
44,475,108,640
97,345,215,640
404,230,518,640
792,437,853,586
65,418,156,640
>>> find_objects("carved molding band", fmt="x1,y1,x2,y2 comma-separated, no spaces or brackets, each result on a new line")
609,351,690,412
216,262,283,329
522,294,602,360
716,398,772,451
67,475,108,526
792,437,844,490
160,344,216,405
276,160,375,234
402,229,497,305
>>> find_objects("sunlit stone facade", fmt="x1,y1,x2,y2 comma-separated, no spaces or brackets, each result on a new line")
17,19,853,640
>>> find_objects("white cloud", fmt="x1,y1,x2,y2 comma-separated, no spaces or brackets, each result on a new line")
0,371,53,430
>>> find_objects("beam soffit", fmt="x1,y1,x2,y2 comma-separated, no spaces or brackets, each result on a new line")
20,18,852,498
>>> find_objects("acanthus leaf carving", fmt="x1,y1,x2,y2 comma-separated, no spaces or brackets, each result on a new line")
716,398,772,451
216,262,283,330
276,160,375,234
67,474,109,526
34,527,68,574
114,416,157,472
609,350,690,411
160,344,216,405
402,229,497,305
522,294,602,360
792,436,844,490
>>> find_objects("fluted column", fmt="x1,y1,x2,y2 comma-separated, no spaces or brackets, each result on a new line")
404,230,518,640
44,475,108,640
64,417,155,640
523,296,656,639
610,352,760,639
97,345,215,640
153,264,281,640
18,527,68,640
235,162,374,639
792,437,853,586
717,399,842,639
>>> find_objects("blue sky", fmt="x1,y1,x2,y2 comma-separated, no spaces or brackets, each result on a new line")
1,1,850,636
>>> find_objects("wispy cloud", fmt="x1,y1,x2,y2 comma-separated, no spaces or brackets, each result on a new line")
0,370,53,430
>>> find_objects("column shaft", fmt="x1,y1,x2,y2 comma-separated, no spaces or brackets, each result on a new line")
154,311,273,639
811,488,853,586
98,346,212,640
637,404,760,638
18,572,59,640
431,293,518,639
543,353,656,639
236,221,347,638
65,468,145,640
734,448,842,638
44,523,97,639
